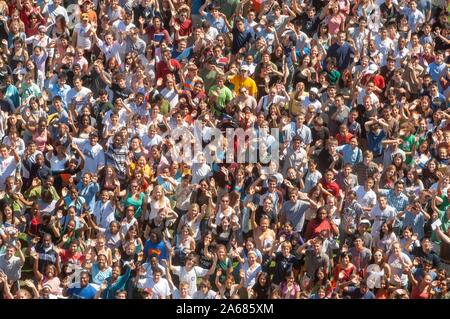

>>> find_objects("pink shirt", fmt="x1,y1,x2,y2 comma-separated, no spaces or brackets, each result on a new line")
327,14,345,35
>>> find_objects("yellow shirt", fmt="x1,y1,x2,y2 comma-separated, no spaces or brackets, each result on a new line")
228,75,258,97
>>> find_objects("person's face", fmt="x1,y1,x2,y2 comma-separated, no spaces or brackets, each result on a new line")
260,218,269,231
264,199,273,211
325,172,333,182
5,246,15,258
221,196,229,208
422,239,432,252
379,196,387,208
0,147,8,158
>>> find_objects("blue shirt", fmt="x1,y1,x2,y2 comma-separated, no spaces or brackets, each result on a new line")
367,130,387,156
205,13,228,34
67,284,97,299
48,83,71,108
143,239,171,262
346,286,375,299
327,42,355,72
77,182,100,213
379,189,409,213
173,46,194,61
5,84,20,109
427,62,446,90
403,211,426,239
336,145,363,165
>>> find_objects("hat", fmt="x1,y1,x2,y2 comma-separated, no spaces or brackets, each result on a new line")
38,25,46,32
143,288,153,295
240,65,250,72
310,87,319,95
359,219,371,226
365,64,378,75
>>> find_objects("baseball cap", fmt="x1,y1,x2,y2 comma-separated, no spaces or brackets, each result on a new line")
366,64,378,74
310,87,319,95
240,65,250,72
38,25,46,32
359,219,371,226
143,288,153,295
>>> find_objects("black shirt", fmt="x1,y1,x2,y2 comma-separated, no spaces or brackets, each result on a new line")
297,13,320,38
380,3,398,24
110,83,132,102
272,251,300,285
411,247,441,269
231,27,253,55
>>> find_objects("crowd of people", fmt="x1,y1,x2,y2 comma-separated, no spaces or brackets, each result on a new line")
0,0,449,300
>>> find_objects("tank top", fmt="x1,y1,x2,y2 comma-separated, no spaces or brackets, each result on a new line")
33,129,48,152
411,285,430,299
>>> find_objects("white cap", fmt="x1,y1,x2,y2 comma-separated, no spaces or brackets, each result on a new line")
310,87,319,95
240,65,250,72
359,219,371,226
366,64,378,74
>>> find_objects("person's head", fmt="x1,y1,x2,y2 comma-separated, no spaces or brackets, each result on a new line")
0,144,10,158
149,228,163,244
337,31,346,44
280,241,292,257
421,237,432,253
152,268,163,283
216,244,227,260
315,207,328,221
353,234,365,250
79,270,90,287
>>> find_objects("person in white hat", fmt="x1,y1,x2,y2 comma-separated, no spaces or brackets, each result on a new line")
302,87,322,114
228,64,258,97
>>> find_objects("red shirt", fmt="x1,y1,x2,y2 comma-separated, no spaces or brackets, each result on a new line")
156,59,181,82
305,218,333,240
336,132,353,145
320,179,340,199
59,249,85,265
145,26,171,45
19,7,39,28
175,18,192,38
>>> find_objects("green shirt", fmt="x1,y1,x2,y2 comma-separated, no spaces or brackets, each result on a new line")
217,0,239,17
26,186,60,202
208,85,233,111
400,134,415,165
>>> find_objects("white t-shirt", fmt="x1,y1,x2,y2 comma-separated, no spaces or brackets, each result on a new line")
172,266,209,296
148,197,171,220
370,204,396,235
142,134,163,149
388,253,411,287
92,200,116,232
72,138,105,174
191,163,212,185
353,185,377,210
73,23,93,50
0,156,17,190
66,87,93,112
171,288,192,299
45,153,69,172
140,277,171,299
